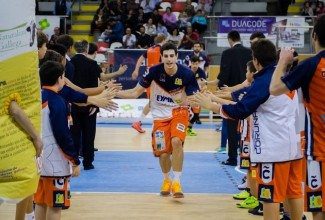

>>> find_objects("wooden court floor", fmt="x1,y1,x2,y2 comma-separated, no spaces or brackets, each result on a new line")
0,126,262,219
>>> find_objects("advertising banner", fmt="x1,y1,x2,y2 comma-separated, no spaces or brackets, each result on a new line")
0,0,41,202
35,15,61,39
217,16,307,48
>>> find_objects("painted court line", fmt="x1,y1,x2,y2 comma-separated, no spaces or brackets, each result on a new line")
72,191,232,196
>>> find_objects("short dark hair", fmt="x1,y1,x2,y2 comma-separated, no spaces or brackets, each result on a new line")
39,50,64,66
246,60,257,73
37,31,48,48
56,34,74,50
74,40,88,53
313,14,325,47
47,43,67,57
227,30,240,42
249,32,266,41
190,56,200,63
88,42,98,55
161,42,178,55
193,41,201,47
251,39,276,67
40,61,64,86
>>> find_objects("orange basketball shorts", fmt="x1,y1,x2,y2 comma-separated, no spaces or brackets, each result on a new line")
152,107,189,157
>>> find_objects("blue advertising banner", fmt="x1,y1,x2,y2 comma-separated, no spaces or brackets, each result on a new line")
218,17,276,34
113,49,192,95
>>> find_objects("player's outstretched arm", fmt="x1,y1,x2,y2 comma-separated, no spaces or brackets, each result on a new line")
116,84,146,99
9,101,43,157
100,65,128,81
132,55,145,80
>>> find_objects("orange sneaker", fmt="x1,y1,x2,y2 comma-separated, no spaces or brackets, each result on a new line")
131,121,145,133
160,178,172,196
171,181,184,198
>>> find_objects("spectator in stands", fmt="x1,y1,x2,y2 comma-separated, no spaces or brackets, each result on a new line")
163,7,178,32
124,9,138,29
301,1,314,16
55,0,67,15
100,18,124,43
167,27,184,48
151,8,162,25
197,0,212,15
49,27,61,44
90,8,107,36
178,11,191,33
136,7,146,26
184,0,196,17
100,0,115,18
315,1,325,16
156,20,169,37
191,9,207,34
179,26,199,49
140,0,156,20
144,18,157,38
136,25,153,48
110,0,126,19
123,27,137,48
127,0,140,12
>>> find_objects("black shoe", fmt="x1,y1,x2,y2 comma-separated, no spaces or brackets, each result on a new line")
221,160,237,166
196,119,202,124
248,202,263,216
84,164,95,170
280,214,307,220
94,148,98,151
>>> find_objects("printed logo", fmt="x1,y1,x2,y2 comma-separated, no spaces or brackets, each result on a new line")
321,68,325,78
156,95,175,105
260,187,271,200
155,130,165,150
252,112,261,154
261,163,273,184
174,78,182,85
176,123,185,132
53,191,64,207
120,104,133,111
307,160,322,190
54,178,64,190
241,141,250,156
258,185,273,202
309,195,322,209
222,20,230,27
251,170,257,178
240,158,250,168
38,19,50,30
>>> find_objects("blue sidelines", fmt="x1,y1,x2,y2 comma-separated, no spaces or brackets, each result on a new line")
71,151,245,194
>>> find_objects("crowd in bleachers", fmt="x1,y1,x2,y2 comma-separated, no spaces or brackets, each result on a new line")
301,0,325,16
90,0,214,49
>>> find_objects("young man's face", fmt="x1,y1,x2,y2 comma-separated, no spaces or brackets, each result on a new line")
190,61,200,72
193,44,201,53
245,66,254,83
161,49,178,71
38,43,47,59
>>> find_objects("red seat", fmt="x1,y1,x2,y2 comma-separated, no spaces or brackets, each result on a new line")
96,42,109,53
172,2,185,12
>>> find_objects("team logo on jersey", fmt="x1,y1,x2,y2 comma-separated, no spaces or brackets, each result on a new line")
174,78,182,85
307,160,322,190
251,169,257,178
54,178,65,190
252,112,261,154
260,163,273,184
259,185,273,202
307,192,322,211
321,68,325,78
